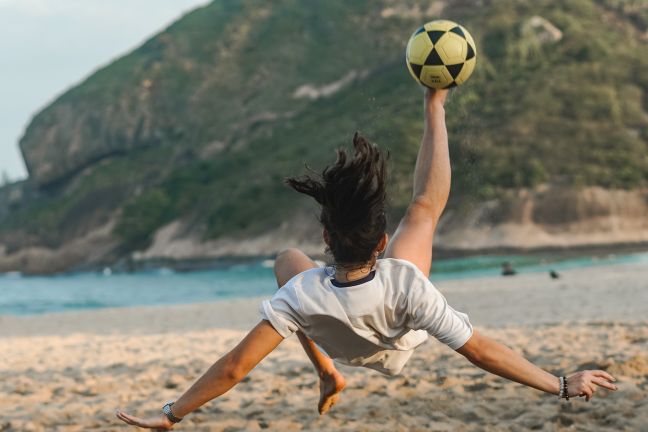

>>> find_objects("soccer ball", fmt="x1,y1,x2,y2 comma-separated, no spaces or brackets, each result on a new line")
406,20,477,89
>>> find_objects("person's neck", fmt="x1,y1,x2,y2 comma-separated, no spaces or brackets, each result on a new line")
334,262,374,283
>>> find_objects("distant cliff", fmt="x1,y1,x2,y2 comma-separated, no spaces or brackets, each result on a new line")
1,0,647,274
134,186,648,260
436,187,648,252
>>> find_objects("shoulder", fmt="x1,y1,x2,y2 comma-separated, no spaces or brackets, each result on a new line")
283,266,329,287
277,266,330,299
376,258,429,283
375,258,434,311
271,266,335,318
376,258,445,303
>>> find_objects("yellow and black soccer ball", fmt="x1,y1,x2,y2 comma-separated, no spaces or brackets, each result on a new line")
406,20,477,89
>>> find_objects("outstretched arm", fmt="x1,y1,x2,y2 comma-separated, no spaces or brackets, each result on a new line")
457,330,617,401
116,320,284,429
385,89,450,276
411,89,451,215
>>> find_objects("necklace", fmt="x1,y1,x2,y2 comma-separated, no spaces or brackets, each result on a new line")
333,261,375,282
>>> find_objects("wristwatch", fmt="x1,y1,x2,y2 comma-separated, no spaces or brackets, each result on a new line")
162,402,183,423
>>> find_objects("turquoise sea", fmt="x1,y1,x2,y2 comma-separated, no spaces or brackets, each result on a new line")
1,252,647,316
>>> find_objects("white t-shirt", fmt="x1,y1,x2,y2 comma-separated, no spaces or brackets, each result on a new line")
260,258,473,376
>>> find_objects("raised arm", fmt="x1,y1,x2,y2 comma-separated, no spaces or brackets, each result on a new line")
411,89,451,215
457,330,617,400
116,320,284,429
385,89,450,276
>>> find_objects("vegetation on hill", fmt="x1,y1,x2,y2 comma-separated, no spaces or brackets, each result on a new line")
2,0,647,254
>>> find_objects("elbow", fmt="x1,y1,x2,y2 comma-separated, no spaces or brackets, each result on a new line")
224,366,246,383
406,197,443,226
457,332,491,366
462,345,486,365
222,358,248,383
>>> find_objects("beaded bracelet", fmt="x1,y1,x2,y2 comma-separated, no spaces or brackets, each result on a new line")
558,376,570,400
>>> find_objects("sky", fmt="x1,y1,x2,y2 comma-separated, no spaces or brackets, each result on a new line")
0,0,210,182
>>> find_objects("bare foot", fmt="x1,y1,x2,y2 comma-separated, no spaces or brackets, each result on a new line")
318,370,346,415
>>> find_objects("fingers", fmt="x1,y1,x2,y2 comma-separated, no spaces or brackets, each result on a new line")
563,370,617,402
568,369,618,402
115,411,172,430
578,382,596,402
584,383,596,401
116,411,138,426
118,411,146,427
115,411,153,428
592,370,616,383
591,376,618,391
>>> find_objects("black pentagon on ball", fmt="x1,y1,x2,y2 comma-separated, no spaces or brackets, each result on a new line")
412,26,425,37
444,81,458,89
410,63,423,79
424,48,444,66
466,43,475,60
427,30,445,45
446,63,464,80
449,26,465,38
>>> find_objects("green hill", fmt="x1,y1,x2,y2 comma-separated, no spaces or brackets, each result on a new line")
1,0,647,268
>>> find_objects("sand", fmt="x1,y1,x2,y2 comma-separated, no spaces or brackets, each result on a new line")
2,262,647,431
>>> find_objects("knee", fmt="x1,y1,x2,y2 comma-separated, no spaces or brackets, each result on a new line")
275,248,306,266
274,248,311,287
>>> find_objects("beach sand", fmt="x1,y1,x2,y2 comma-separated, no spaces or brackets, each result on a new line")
2,262,647,431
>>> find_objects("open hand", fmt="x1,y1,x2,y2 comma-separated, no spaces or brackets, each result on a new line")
567,370,617,401
116,410,174,430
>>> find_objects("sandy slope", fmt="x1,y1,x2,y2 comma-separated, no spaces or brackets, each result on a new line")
2,262,647,431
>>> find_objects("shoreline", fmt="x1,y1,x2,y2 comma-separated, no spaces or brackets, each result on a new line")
3,239,647,277
3,260,647,337
3,243,646,278
97,242,648,274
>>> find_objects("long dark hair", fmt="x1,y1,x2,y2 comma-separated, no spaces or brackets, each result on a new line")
285,132,388,266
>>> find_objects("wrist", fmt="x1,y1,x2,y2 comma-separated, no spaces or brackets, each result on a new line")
553,375,562,395
424,88,449,108
162,402,183,423
169,397,191,419
557,376,570,400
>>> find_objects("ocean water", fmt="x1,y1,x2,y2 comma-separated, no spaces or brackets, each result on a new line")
1,252,647,316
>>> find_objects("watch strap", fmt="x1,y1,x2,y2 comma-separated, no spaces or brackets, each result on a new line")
162,402,183,423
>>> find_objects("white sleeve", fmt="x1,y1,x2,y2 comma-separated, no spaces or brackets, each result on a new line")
406,278,473,350
259,285,302,338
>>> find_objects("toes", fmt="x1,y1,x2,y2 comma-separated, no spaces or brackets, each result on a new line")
329,396,339,410
318,394,340,415
318,401,329,415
